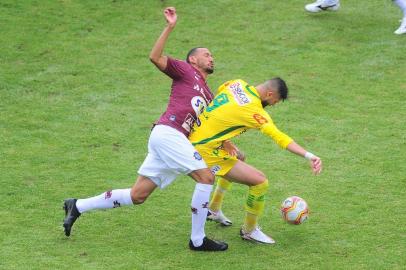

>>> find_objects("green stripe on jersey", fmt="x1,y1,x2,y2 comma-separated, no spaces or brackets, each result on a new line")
245,85,260,99
192,125,245,145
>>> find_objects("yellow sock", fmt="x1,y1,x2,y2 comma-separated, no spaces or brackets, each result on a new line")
209,178,232,212
243,179,269,232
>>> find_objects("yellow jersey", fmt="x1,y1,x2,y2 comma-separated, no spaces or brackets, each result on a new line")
189,79,293,149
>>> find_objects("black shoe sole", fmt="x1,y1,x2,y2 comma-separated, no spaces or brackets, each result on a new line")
189,237,228,251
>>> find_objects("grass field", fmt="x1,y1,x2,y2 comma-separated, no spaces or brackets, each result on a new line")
1,0,405,269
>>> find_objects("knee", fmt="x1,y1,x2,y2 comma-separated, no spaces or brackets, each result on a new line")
260,178,269,189
249,170,267,186
257,170,266,180
250,178,269,194
198,172,215,185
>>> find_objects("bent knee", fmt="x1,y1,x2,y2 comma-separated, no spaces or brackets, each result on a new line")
199,174,215,185
256,170,266,179
190,168,215,185
251,173,268,187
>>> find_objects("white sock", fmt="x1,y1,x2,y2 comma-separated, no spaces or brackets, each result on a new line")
76,188,133,213
190,183,213,247
394,0,406,16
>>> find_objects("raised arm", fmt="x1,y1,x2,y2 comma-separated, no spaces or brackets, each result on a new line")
286,141,322,175
149,7,177,71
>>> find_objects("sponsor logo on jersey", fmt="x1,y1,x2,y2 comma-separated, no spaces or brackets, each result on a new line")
253,113,268,124
193,84,211,104
181,113,195,132
210,165,221,175
229,82,250,105
191,96,207,117
194,151,203,161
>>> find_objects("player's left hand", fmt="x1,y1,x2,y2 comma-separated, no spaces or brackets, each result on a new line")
310,156,322,175
222,140,245,161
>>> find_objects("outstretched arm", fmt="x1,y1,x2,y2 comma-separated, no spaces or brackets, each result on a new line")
286,141,322,175
149,7,177,71
259,120,322,175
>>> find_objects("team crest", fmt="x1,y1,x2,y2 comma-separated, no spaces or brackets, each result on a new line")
194,151,202,161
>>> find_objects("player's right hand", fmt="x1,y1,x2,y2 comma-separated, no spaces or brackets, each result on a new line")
164,7,177,28
310,156,322,175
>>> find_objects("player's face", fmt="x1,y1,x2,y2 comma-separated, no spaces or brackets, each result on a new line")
263,90,281,107
194,48,214,74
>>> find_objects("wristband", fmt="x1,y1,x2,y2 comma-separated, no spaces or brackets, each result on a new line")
304,152,315,160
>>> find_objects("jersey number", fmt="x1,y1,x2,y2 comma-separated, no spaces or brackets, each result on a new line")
206,93,229,112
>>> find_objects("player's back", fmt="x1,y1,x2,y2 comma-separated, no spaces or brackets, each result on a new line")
190,79,263,147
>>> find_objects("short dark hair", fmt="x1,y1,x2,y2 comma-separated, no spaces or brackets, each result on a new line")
186,47,204,63
271,77,288,100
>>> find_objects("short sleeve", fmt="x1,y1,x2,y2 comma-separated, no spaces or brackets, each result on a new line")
163,57,189,80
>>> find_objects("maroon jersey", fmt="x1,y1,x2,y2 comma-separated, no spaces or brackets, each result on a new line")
157,57,214,137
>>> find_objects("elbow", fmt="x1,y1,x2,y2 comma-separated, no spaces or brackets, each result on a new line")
149,54,158,64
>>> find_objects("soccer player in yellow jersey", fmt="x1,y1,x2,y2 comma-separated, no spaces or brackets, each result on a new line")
189,78,322,244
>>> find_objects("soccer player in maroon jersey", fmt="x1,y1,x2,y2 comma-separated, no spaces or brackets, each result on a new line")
62,7,228,251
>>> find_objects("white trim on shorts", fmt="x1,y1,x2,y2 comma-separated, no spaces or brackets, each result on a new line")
137,124,207,189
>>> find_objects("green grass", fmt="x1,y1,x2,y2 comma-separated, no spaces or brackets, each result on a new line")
1,0,405,269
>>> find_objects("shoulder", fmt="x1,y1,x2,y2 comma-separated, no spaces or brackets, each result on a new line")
167,57,192,70
218,79,247,92
164,57,193,79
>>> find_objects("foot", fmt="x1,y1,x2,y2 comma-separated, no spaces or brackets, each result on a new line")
305,0,340,13
207,209,232,226
240,227,275,244
394,17,406,35
189,237,228,251
63,198,81,236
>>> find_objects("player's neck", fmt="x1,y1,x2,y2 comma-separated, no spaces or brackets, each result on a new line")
191,64,208,80
255,84,267,100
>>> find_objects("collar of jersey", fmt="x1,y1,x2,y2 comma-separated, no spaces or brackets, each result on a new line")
191,65,207,82
245,85,260,100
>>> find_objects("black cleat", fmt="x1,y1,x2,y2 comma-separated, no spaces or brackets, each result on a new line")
189,237,228,251
63,198,81,236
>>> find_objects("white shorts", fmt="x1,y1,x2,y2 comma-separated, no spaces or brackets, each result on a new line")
137,124,207,189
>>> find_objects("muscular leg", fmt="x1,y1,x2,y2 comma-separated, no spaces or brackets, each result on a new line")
224,160,268,232
223,160,266,186
208,151,244,221
73,175,156,215
130,175,158,204
63,175,156,237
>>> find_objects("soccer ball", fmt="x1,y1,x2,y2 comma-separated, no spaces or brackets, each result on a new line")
280,196,309,225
